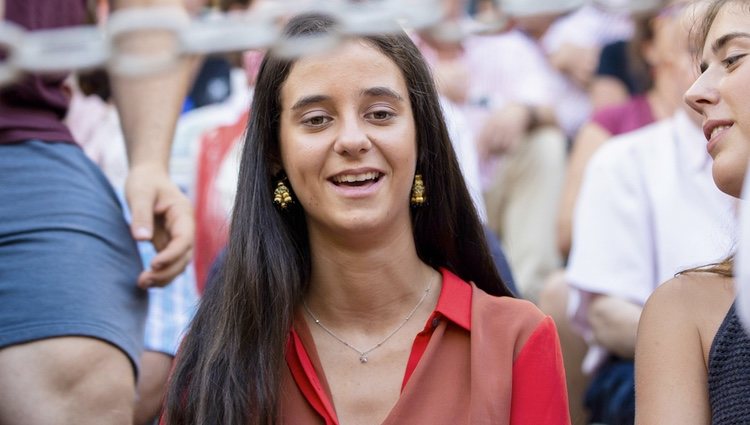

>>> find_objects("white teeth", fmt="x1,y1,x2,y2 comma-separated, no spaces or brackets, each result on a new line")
332,171,380,184
711,125,731,139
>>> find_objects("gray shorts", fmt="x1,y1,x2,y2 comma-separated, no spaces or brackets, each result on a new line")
0,140,147,375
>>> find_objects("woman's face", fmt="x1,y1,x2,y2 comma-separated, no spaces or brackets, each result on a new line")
685,2,750,197
650,2,698,97
278,40,418,239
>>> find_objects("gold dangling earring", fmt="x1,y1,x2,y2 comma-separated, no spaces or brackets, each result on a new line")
273,179,294,209
410,174,426,207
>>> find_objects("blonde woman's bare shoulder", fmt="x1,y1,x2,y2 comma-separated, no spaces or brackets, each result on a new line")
649,271,733,309
643,271,735,362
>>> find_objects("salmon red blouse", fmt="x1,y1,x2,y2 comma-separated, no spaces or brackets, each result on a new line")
281,268,571,424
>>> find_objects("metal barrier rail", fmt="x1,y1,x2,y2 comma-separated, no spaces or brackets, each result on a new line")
0,0,507,86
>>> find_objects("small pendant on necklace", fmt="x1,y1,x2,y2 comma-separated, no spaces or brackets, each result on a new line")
359,354,368,364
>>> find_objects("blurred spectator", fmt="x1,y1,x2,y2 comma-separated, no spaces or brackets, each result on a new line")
65,70,199,425
539,2,633,92
539,4,701,422
416,0,577,302
588,0,667,109
565,108,735,424
559,5,736,422
474,1,630,304
557,0,690,260
186,56,233,111
0,0,193,423
172,63,251,291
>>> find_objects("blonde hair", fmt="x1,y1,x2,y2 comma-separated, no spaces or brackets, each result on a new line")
678,255,735,278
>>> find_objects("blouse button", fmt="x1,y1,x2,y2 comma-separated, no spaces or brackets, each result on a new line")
431,317,440,328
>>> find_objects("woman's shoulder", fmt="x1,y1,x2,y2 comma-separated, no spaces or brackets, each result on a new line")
647,271,733,314
643,272,734,360
470,284,551,358
440,270,549,343
472,285,545,324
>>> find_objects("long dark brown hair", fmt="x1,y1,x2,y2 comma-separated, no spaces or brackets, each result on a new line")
163,13,512,424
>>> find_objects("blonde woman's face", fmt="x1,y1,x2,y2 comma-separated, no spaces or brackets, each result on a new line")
684,3,750,197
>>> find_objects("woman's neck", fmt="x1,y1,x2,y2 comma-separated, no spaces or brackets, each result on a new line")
649,74,682,121
304,225,438,328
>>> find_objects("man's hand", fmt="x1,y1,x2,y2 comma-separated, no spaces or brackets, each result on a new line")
433,59,469,105
126,164,194,289
109,1,195,289
477,103,532,157
549,43,598,89
588,295,642,359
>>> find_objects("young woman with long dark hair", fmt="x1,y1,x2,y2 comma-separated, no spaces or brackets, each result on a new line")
164,14,569,425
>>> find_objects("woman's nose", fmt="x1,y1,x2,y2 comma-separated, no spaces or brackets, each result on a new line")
684,70,720,115
333,116,372,156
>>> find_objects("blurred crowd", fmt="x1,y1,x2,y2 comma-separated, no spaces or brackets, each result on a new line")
1,0,746,424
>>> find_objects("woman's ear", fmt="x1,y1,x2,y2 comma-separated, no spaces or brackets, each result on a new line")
642,17,665,68
642,40,659,68
270,159,284,178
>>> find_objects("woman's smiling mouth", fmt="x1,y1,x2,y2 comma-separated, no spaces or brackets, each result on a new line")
330,171,383,187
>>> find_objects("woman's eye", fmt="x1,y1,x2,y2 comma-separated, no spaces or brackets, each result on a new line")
723,54,746,69
303,116,330,127
367,110,394,121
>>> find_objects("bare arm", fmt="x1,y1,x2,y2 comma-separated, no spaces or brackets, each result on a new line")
432,58,469,105
567,133,654,360
134,351,174,425
588,294,641,358
548,43,598,90
635,278,711,424
111,0,193,170
477,102,556,157
556,122,611,257
110,0,196,287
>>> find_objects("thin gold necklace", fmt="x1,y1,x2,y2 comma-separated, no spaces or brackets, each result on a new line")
302,277,433,364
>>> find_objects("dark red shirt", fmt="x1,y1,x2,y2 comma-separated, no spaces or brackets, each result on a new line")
282,268,571,424
0,0,87,144
591,94,655,137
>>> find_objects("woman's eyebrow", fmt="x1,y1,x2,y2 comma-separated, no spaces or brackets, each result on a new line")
361,86,404,101
712,32,750,54
291,95,330,111
290,87,403,111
